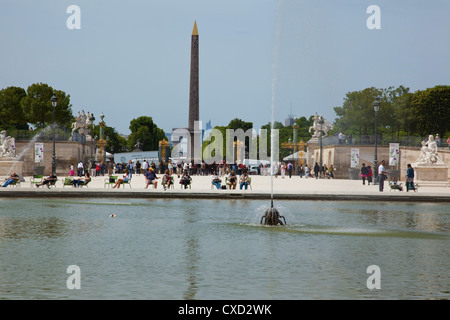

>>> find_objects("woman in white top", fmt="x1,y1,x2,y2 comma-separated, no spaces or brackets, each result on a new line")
113,170,131,189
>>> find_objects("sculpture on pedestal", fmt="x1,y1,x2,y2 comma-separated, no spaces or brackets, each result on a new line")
308,113,333,138
71,110,93,137
0,130,17,159
415,135,443,165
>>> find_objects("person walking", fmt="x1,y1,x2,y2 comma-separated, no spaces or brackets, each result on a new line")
378,160,387,192
367,165,373,185
280,162,286,179
69,163,75,177
405,163,416,192
314,162,319,179
361,163,369,185
287,162,293,178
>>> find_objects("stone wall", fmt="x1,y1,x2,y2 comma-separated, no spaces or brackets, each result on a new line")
307,143,450,181
14,140,95,176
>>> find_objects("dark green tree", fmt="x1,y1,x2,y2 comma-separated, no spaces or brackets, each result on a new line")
333,87,384,137
92,124,127,154
412,85,450,137
0,86,27,130
20,83,73,129
127,116,166,151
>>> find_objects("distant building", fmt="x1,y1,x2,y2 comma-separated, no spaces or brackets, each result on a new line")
165,132,172,147
285,116,295,126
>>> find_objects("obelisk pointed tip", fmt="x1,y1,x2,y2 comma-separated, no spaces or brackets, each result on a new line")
192,21,198,36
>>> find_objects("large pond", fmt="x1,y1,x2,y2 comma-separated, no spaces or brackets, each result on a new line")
0,198,448,299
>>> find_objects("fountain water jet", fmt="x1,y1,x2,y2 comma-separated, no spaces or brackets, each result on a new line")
261,0,286,226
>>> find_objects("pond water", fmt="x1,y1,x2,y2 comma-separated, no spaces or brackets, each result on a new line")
0,198,448,299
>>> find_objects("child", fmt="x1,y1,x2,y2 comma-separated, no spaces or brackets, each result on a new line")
69,163,75,176
389,176,403,191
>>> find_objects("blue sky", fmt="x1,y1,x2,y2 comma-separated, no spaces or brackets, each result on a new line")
1,0,449,135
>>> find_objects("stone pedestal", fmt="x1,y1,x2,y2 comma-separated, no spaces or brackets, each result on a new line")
412,163,448,186
0,160,24,179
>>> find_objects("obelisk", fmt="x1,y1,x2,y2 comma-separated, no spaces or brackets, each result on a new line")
188,21,199,162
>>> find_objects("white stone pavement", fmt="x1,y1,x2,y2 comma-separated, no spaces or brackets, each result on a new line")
4,174,449,198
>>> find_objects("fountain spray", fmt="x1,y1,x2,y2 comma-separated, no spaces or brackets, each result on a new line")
261,0,286,226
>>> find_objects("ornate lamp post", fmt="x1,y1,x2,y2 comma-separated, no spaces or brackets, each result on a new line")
292,124,298,172
89,113,95,163
318,115,325,178
50,93,58,176
373,97,380,185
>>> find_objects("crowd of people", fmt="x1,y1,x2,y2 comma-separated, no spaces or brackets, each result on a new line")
0,155,424,194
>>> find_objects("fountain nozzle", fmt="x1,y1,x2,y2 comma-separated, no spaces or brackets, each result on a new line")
261,204,286,226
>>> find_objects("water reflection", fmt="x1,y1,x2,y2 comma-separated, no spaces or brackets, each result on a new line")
0,216,70,240
182,207,200,300
0,198,448,299
334,203,449,233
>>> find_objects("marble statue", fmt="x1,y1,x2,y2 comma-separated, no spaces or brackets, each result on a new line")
71,110,93,137
0,130,17,159
415,134,443,164
309,113,333,138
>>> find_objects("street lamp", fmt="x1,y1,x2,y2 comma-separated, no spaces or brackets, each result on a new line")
373,97,380,185
50,93,58,176
318,115,325,178
89,113,95,163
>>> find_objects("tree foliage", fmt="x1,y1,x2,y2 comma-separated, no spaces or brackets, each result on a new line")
92,124,127,154
412,85,450,137
332,85,449,139
127,116,166,151
20,83,73,129
0,86,27,130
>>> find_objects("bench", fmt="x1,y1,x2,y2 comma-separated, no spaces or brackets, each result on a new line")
63,177,73,187
30,175,43,188
104,176,118,188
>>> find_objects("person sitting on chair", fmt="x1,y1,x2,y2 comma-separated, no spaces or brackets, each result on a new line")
36,173,58,189
113,170,130,189
179,170,192,189
73,172,91,188
144,167,158,189
162,169,173,190
389,176,403,191
211,170,221,189
227,170,237,189
239,170,250,190
36,173,57,188
1,172,20,187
